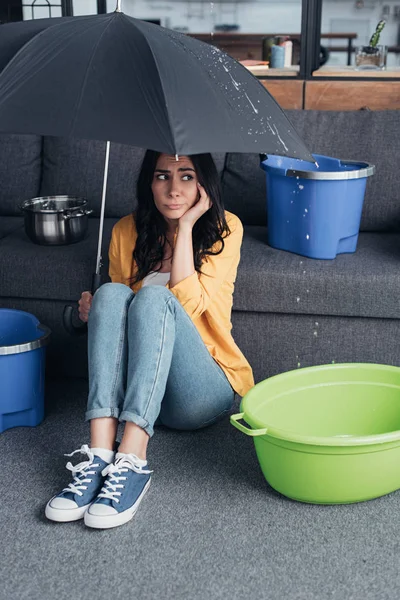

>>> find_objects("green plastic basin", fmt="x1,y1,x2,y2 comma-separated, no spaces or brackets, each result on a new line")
230,363,400,504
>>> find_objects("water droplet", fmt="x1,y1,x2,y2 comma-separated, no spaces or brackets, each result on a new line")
298,185,304,190
315,322,319,326
306,289,309,293
332,360,336,364
306,234,310,240
305,208,308,213
210,2,215,41
297,362,301,368
296,297,300,303
313,331,318,337
303,270,306,274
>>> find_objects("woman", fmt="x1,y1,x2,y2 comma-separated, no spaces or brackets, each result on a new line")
45,151,254,529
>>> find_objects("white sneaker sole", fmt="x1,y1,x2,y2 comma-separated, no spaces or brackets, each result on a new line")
45,496,91,522
84,478,151,529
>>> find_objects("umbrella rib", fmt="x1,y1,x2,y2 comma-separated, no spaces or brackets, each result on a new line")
117,15,177,153
143,43,177,154
69,17,117,137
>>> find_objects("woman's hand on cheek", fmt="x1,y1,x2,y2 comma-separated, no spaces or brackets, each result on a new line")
178,183,213,229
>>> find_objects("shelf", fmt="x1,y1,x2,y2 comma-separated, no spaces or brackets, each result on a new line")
245,65,299,77
312,66,400,78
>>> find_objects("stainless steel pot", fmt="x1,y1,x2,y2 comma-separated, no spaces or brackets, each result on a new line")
18,195,93,245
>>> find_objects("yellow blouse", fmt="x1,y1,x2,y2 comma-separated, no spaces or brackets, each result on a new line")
108,210,255,398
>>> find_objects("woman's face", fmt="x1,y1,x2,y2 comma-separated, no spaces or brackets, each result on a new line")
151,154,200,231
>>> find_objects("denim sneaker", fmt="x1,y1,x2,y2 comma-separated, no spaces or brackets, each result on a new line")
84,452,153,529
45,442,120,523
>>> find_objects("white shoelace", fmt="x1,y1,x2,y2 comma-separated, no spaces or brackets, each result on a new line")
98,454,153,504
62,444,100,497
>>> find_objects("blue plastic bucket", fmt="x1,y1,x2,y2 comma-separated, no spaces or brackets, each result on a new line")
260,154,375,259
0,309,51,434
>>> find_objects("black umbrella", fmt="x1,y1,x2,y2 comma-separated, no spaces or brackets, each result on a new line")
0,6,313,159
0,2,315,336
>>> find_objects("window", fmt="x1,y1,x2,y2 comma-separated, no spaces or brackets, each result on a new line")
321,0,400,68
22,0,98,20
22,1,62,19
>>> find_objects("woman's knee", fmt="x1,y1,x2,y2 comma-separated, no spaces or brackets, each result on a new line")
129,285,174,312
92,282,134,311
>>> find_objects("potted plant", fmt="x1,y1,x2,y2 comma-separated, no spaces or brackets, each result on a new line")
355,20,387,70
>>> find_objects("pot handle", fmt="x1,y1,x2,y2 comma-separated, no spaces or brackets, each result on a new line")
230,413,268,437
62,209,94,220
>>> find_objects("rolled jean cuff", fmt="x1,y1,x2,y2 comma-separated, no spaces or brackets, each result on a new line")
119,410,154,438
85,407,121,422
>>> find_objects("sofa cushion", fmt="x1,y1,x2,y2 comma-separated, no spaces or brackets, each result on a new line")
1,217,399,321
39,136,226,219
233,227,400,320
0,216,24,240
0,218,116,301
222,110,400,232
0,134,42,217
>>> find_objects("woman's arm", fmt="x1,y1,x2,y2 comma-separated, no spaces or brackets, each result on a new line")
167,215,243,321
169,224,195,289
169,182,212,289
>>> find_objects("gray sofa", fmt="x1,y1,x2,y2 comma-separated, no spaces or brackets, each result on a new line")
1,110,399,390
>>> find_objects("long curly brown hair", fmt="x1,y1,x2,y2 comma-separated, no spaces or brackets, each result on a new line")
128,151,231,286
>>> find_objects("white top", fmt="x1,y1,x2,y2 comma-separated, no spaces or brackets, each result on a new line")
142,271,171,287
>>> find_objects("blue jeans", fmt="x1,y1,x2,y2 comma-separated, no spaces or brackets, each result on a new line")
85,283,235,438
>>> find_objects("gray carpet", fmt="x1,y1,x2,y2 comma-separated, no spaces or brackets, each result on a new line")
1,376,399,600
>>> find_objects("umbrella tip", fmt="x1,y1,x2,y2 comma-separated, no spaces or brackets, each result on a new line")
115,0,122,12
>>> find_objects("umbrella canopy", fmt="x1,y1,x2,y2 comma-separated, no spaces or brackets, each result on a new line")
0,11,314,161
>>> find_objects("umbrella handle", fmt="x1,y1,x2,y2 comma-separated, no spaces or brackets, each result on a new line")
63,272,102,336
63,140,110,336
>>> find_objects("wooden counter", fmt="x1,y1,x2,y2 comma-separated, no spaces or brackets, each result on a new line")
305,79,400,110
243,65,400,110
260,80,304,110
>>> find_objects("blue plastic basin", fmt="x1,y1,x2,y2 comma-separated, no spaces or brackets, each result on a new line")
260,153,375,259
0,309,51,433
